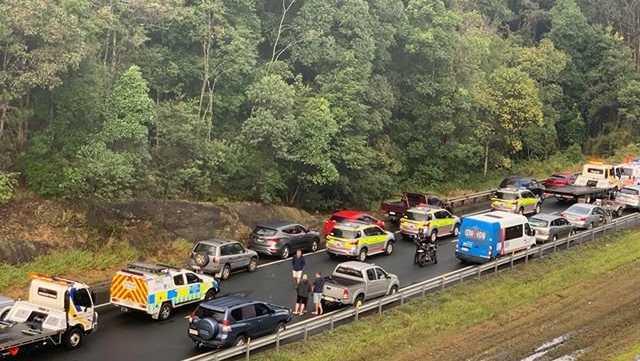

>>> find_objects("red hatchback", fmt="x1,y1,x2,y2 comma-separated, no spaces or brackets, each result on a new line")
543,173,577,188
322,210,385,237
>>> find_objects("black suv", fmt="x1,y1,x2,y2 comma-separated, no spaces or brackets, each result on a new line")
188,296,292,349
499,176,546,198
248,221,321,259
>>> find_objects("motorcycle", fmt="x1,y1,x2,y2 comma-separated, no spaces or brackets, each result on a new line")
414,238,437,267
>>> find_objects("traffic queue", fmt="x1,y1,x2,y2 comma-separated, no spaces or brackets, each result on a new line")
2,160,640,358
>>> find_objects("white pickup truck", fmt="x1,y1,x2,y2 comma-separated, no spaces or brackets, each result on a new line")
322,262,400,308
0,275,98,358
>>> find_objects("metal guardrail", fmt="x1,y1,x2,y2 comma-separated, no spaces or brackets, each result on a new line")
186,212,640,361
445,189,496,208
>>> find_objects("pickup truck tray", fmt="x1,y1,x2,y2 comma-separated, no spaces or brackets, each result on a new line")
0,323,61,351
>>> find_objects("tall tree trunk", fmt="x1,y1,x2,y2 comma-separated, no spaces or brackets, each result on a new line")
483,141,489,177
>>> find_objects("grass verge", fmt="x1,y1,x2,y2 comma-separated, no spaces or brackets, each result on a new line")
253,228,640,361
0,239,193,299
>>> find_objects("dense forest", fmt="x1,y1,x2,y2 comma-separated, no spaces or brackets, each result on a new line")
1,0,640,209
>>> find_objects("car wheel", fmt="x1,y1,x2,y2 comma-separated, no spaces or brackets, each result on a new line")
358,248,367,262
569,229,576,237
63,327,83,349
519,207,525,215
617,208,624,218
247,257,258,272
277,322,287,332
388,285,398,296
204,288,218,301
311,240,319,252
158,302,173,321
234,335,247,347
453,224,460,237
430,231,437,242
281,246,290,259
328,252,338,260
0,310,8,321
221,264,231,280
384,242,394,255
552,235,558,243
587,223,594,230
354,295,365,309
535,204,541,214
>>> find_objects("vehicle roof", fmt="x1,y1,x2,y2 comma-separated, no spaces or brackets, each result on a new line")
407,205,444,213
333,221,375,231
122,262,187,278
196,239,239,247
496,187,526,193
332,210,367,218
530,214,561,222
200,296,256,310
566,203,598,211
335,261,374,271
255,220,298,229
550,172,574,177
467,211,528,226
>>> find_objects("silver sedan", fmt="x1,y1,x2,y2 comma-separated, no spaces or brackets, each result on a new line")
561,204,609,229
528,214,575,243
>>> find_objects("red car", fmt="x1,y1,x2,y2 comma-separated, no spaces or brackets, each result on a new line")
322,210,385,237
543,173,577,188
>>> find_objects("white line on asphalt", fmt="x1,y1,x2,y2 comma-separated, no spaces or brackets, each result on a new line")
257,248,327,269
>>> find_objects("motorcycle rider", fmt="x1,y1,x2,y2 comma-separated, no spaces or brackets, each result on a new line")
415,227,437,266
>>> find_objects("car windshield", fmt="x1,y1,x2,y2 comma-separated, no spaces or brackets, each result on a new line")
253,226,277,237
496,192,518,200
331,228,358,239
528,217,549,227
550,174,565,179
620,188,639,195
405,210,429,221
194,307,226,322
334,266,363,279
567,205,591,215
194,243,215,254
330,215,347,222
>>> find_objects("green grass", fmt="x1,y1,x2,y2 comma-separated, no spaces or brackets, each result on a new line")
253,229,640,361
0,244,139,296
611,344,640,361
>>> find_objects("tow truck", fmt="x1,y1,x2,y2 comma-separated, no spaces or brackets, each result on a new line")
544,162,621,203
0,275,98,358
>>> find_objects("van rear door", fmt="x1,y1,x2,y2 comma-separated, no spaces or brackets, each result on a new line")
110,271,149,311
457,218,499,261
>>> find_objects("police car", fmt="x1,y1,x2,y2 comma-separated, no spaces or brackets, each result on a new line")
110,263,220,321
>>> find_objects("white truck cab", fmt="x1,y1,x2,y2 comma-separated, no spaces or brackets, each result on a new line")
574,163,622,189
0,275,97,357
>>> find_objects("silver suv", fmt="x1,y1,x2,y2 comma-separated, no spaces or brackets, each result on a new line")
189,239,259,280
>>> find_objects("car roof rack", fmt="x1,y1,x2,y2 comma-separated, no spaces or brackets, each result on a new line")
126,262,179,274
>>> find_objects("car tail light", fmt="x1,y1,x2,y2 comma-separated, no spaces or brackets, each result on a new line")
579,217,587,221
221,319,232,333
342,289,349,300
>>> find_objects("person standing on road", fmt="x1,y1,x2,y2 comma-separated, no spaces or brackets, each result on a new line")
294,273,311,315
312,272,325,315
291,249,306,285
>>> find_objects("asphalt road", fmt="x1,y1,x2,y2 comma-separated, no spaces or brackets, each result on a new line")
26,200,569,361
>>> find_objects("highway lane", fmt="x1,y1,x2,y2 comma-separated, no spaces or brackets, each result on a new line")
31,200,567,361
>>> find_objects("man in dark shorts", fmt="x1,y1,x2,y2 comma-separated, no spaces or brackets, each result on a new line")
294,273,311,315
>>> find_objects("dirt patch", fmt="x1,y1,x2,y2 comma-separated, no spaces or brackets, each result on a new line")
397,263,640,361
87,200,324,247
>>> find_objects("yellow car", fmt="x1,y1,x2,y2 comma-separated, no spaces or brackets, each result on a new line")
399,206,460,242
491,188,541,215
326,222,395,262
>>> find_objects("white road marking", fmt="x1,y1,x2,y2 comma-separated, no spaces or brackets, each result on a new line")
257,248,327,269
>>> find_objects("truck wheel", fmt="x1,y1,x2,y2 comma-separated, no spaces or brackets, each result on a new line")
63,327,83,349
221,264,231,280
358,248,367,262
354,295,365,309
384,242,394,255
388,285,398,296
158,302,173,321
247,257,258,272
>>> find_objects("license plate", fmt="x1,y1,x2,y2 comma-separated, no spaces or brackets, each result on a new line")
189,329,198,335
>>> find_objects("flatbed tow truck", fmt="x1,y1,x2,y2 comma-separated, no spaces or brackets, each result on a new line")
545,162,621,203
0,275,97,358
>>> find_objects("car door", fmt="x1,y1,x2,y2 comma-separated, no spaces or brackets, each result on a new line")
594,207,607,226
435,210,454,235
375,267,392,295
364,268,385,299
291,225,310,250
232,243,250,269
362,226,378,253
297,225,315,251
254,302,278,335
557,218,572,238
185,272,204,303
219,244,234,269
69,287,96,329
236,304,260,338
521,191,536,212
172,273,188,305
